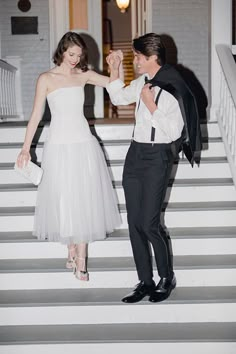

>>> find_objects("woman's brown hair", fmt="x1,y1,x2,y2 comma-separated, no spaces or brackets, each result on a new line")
53,32,88,71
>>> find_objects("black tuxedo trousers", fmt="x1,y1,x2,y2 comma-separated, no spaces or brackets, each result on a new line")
122,140,175,285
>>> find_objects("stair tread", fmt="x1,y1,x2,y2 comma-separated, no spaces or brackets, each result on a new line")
0,226,236,243
0,178,233,191
111,226,236,239
0,157,229,170
0,119,218,127
119,201,236,212
1,201,236,216
0,255,236,273
0,322,235,344
0,286,236,307
0,137,223,148
108,157,228,165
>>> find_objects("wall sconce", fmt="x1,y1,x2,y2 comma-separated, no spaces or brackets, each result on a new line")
116,0,130,13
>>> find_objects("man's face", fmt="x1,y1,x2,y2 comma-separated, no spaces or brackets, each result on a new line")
133,51,158,75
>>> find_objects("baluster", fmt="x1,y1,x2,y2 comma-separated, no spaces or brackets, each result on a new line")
221,78,226,127
0,59,19,120
0,68,2,117
10,71,16,115
230,100,236,156
219,70,224,119
225,88,230,139
2,69,6,115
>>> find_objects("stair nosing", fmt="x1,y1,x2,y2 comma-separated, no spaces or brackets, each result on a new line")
0,286,236,307
0,255,236,273
0,178,234,191
1,201,236,216
0,136,223,149
0,322,235,344
1,226,236,243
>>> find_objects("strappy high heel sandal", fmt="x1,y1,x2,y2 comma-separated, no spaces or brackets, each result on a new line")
66,245,77,269
74,257,89,281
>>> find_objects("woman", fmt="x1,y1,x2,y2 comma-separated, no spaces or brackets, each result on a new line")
17,32,121,281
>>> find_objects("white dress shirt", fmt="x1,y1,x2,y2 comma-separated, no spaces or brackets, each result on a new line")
106,75,184,144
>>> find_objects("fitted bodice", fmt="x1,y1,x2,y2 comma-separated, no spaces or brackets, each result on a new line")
46,86,92,143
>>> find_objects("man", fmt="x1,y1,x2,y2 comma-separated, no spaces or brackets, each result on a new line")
106,33,201,303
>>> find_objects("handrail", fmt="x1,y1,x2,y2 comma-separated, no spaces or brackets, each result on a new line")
216,44,236,186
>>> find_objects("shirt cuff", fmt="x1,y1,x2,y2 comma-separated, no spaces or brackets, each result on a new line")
106,79,125,93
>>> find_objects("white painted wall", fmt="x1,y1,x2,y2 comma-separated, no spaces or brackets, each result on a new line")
210,0,232,121
0,0,50,120
151,0,210,120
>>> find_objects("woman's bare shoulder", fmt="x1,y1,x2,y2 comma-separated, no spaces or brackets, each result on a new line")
37,68,60,88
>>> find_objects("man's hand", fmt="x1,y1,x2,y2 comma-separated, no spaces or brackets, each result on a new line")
141,84,157,114
106,50,123,70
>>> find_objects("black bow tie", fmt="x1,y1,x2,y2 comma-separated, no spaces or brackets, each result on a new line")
144,76,154,85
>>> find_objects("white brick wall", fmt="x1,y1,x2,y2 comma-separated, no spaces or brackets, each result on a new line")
152,0,210,117
0,0,50,120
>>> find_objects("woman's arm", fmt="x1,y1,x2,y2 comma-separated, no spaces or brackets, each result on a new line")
86,70,110,87
86,50,123,87
17,73,48,168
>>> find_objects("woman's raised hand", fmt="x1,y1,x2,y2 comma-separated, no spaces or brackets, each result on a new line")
106,50,123,70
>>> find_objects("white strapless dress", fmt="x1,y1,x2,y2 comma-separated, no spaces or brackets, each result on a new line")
33,86,121,244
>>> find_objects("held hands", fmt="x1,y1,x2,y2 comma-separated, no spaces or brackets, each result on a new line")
16,149,31,168
106,50,123,71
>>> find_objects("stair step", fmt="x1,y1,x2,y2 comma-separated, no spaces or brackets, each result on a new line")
0,207,236,231
0,322,236,345
0,286,236,310
1,183,235,207
0,121,221,143
1,235,236,258
1,287,236,326
0,159,232,185
0,157,229,169
0,137,223,148
1,255,236,273
0,255,236,290
0,120,235,353
1,201,236,215
1,286,236,306
0,226,235,243
0,177,233,191
0,138,227,162
1,201,236,218
0,268,235,290
0,341,235,354
0,301,236,326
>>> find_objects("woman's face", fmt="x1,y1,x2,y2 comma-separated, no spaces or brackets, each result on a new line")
63,45,82,68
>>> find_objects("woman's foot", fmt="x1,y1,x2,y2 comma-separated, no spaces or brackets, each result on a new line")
74,257,89,281
66,244,77,269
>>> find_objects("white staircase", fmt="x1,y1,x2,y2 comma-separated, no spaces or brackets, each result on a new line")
0,119,236,353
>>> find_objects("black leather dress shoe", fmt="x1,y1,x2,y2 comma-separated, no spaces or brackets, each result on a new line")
122,280,156,303
149,274,176,303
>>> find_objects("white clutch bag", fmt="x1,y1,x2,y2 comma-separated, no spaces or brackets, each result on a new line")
14,160,44,186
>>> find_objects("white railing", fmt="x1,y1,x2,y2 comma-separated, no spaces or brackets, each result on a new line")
216,44,236,186
0,59,18,120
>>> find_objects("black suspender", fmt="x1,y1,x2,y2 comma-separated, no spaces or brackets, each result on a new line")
132,87,163,143
151,88,163,142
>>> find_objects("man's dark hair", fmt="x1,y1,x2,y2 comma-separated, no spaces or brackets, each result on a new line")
133,33,166,66
53,31,88,71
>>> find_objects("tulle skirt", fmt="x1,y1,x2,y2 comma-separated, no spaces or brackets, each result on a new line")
33,136,121,244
